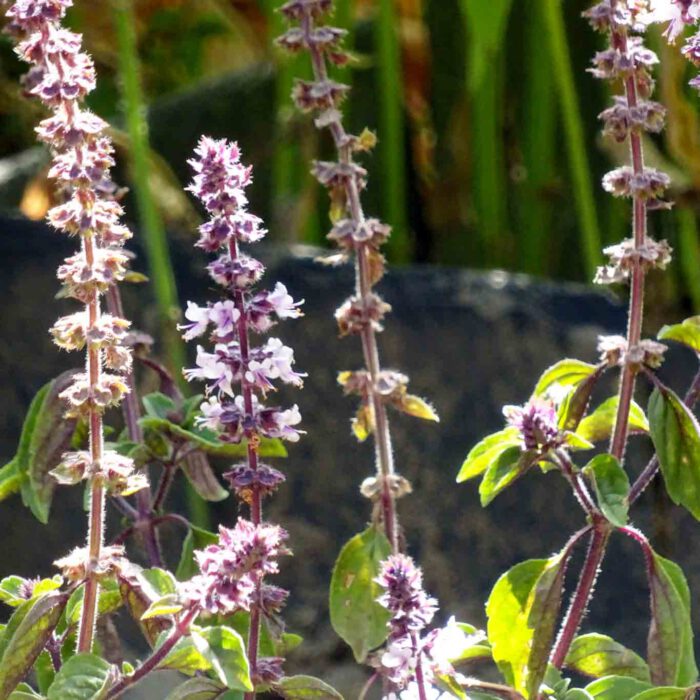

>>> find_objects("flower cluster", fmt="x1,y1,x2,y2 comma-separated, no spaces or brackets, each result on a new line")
181,519,289,616
504,398,563,453
376,556,483,697
181,137,304,445
642,0,700,89
5,0,135,434
584,1,673,287
181,135,303,688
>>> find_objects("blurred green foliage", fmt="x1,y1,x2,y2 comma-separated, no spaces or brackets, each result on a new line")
2,0,700,308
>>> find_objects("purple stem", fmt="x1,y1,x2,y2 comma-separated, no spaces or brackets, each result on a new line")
554,449,599,515
300,10,399,552
106,285,162,567
550,522,610,669
103,608,198,699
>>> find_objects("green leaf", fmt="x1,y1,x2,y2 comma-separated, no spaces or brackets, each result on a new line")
5,373,78,523
0,576,62,609
585,676,652,700
577,398,649,443
7,683,44,699
141,568,178,596
533,360,598,399
658,316,700,354
117,568,172,646
64,580,122,627
142,392,178,419
329,526,392,663
46,654,114,700
648,386,700,520
191,626,252,691
565,691,594,700
0,462,21,502
156,634,210,675
631,690,691,700
176,526,218,581
565,634,650,682
457,428,521,483
0,593,69,700
35,653,55,695
274,675,344,699
583,455,630,528
479,447,536,506
647,552,697,687
486,553,568,699
181,451,228,502
165,678,235,700
557,368,604,433
140,416,286,458
141,594,182,620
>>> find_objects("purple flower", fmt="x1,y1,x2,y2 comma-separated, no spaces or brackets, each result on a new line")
376,555,437,639
503,398,562,453
182,519,290,616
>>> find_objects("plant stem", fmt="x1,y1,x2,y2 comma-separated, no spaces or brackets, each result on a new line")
555,449,598,515
462,680,526,700
106,285,162,567
104,608,198,699
629,367,700,503
301,11,400,553
77,235,106,654
550,523,610,668
225,237,264,699
412,633,429,700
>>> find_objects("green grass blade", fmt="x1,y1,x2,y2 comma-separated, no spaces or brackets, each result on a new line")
541,0,601,278
376,0,411,262
677,207,700,310
112,0,186,378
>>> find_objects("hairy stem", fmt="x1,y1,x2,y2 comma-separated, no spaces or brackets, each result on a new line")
225,237,264,699
300,11,399,552
77,236,105,654
106,285,162,567
104,608,198,699
551,523,610,669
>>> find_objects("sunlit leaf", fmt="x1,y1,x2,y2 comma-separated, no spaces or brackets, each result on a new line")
583,455,630,528
565,634,650,682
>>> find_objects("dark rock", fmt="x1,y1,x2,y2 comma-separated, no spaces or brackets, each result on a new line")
0,214,695,697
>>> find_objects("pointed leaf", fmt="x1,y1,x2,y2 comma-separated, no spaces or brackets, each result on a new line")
46,654,114,700
557,367,605,433
457,428,521,483
648,386,700,520
647,552,697,687
141,594,182,620
533,360,598,399
658,316,700,353
583,455,630,528
142,392,178,419
479,447,535,506
0,592,69,700
631,690,692,700
156,633,210,675
165,678,240,700
585,676,652,699
175,526,218,581
566,634,650,682
398,395,439,422
191,626,252,691
578,398,649,443
329,526,391,663
182,450,228,502
486,553,568,698
117,568,172,646
0,462,21,502
274,675,344,699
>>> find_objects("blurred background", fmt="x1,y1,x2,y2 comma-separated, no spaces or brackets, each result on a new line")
1,0,700,321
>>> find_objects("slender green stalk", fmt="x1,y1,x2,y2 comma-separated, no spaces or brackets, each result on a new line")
541,0,601,278
470,53,507,266
112,0,185,378
519,2,556,275
676,207,700,310
376,0,411,262
113,0,209,528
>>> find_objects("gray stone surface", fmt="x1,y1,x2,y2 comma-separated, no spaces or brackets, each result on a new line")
0,214,697,697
